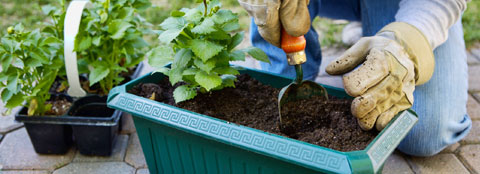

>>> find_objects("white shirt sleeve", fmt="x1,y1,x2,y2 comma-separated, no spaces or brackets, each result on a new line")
395,0,467,49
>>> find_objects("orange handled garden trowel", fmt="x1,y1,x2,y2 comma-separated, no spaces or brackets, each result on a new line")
278,29,329,129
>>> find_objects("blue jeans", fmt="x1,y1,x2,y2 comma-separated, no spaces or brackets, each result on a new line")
250,0,471,156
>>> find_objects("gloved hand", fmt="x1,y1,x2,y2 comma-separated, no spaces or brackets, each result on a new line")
238,0,310,47
326,22,435,131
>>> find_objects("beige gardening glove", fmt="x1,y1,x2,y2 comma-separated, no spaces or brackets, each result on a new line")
326,22,435,131
238,0,310,47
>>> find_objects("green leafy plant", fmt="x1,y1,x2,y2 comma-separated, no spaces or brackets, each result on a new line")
148,0,270,103
0,23,64,116
74,0,152,94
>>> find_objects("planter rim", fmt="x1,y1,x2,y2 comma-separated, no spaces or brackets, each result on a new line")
107,66,419,173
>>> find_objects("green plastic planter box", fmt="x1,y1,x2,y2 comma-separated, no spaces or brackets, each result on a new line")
107,66,418,174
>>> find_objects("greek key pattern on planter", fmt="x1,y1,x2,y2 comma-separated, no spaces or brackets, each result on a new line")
367,112,416,171
114,95,350,173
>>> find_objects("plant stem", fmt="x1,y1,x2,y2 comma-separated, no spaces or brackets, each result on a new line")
203,0,207,17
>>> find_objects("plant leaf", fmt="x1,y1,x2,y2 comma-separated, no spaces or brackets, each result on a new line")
213,67,240,75
221,75,236,88
108,20,134,39
76,36,92,52
195,71,222,91
228,31,244,50
191,18,216,34
160,17,186,30
242,47,270,63
171,11,185,17
173,85,197,103
158,29,184,44
5,93,24,109
147,46,174,69
1,89,13,102
173,48,193,69
189,39,223,62
222,20,240,32
208,30,230,40
212,9,236,24
184,8,202,23
89,65,110,86
194,58,216,73
230,50,245,61
168,68,184,85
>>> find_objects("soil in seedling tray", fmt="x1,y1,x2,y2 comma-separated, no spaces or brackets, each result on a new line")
129,74,378,152
45,96,72,116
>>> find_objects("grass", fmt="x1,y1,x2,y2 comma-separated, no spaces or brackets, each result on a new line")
0,0,478,49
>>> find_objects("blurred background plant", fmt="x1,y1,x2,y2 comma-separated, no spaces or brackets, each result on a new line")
1,0,478,49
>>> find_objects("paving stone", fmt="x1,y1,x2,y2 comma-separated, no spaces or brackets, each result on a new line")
53,162,135,174
125,133,147,168
467,52,480,65
1,170,50,174
0,134,3,142
136,168,149,174
440,143,460,153
469,65,480,92
474,92,480,104
461,121,480,144
382,151,413,174
73,135,129,162
471,48,480,59
408,153,469,174
0,101,23,134
120,113,136,134
468,94,480,120
458,144,480,173
0,128,75,170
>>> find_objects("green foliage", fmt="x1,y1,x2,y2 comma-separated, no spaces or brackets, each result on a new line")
463,0,480,49
74,0,152,94
148,0,269,103
0,5,65,116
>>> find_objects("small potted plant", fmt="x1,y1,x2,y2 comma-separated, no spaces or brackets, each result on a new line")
1,21,70,154
107,0,419,173
58,0,152,156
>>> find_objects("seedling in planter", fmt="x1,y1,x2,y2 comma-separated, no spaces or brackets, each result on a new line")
148,0,270,103
0,24,64,116
74,0,152,95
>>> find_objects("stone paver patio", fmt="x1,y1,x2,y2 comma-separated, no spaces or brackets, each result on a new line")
0,39,479,174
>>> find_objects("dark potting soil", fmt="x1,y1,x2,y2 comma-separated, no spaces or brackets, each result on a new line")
45,98,72,116
128,74,378,152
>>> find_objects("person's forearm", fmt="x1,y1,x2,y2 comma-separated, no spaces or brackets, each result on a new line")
395,0,467,49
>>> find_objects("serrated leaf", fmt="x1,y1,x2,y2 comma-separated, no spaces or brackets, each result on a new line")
194,58,216,73
108,20,134,39
230,50,245,61
229,32,244,50
160,17,186,30
208,30,230,40
212,9,236,24
173,48,193,69
168,68,184,85
171,11,185,17
89,65,110,86
222,20,240,32
5,93,24,109
92,36,102,46
221,75,236,88
147,46,174,68
173,85,197,103
158,29,184,44
189,39,224,62
195,71,222,91
243,47,270,63
213,67,239,75
191,18,216,34
184,8,202,23
24,58,42,68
